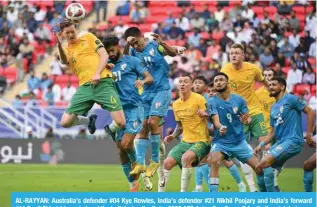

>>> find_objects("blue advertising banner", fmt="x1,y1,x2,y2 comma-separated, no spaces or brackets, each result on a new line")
12,192,316,207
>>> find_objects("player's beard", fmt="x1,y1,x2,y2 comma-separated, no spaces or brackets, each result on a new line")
269,89,280,97
216,85,227,93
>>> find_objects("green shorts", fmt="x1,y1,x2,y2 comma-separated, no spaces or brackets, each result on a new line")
66,78,122,116
168,141,210,168
244,113,268,140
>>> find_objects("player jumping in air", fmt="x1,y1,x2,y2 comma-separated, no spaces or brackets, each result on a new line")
55,20,125,134
205,72,262,192
221,43,269,192
192,76,246,192
121,28,177,181
254,76,315,192
255,68,281,192
103,36,153,192
160,74,210,192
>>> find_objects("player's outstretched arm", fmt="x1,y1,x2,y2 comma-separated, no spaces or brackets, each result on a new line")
135,71,153,88
54,31,68,65
171,121,183,139
123,41,131,55
151,33,177,57
303,105,316,146
254,127,275,154
211,114,227,135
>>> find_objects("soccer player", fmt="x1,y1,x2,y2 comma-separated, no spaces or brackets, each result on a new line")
54,20,125,134
303,131,316,192
122,28,177,178
206,72,261,192
159,74,210,192
103,36,153,191
221,43,268,192
255,68,281,191
192,77,246,192
254,76,315,192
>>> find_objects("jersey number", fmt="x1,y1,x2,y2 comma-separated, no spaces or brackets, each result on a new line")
143,56,152,66
112,71,122,82
226,113,232,123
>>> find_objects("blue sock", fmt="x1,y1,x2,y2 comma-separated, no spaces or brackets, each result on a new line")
209,177,219,192
304,170,314,192
256,174,267,192
195,166,203,186
135,138,149,164
121,162,134,183
150,134,160,163
264,167,274,192
126,147,136,163
202,164,210,185
228,164,242,184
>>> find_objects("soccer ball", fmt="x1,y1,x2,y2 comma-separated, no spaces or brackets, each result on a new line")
65,3,86,24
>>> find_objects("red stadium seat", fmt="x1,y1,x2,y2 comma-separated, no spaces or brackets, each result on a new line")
138,24,152,33
307,6,314,13
298,14,306,22
282,67,290,74
38,100,49,107
229,0,241,6
176,40,186,46
266,6,277,15
146,15,167,24
149,1,176,8
3,67,17,84
308,58,316,67
40,1,54,10
223,7,232,13
300,22,306,31
285,58,291,67
0,67,3,76
292,6,305,14
294,84,311,94
36,90,43,100
55,101,69,107
251,6,264,16
212,31,224,42
311,85,316,94
55,75,70,87
70,75,79,84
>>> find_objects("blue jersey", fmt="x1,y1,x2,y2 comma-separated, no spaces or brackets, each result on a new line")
111,55,146,108
207,94,248,145
270,94,306,144
130,40,170,92
203,93,209,101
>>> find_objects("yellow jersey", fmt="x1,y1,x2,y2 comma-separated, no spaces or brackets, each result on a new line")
221,62,264,116
255,86,276,130
65,32,112,86
173,92,209,143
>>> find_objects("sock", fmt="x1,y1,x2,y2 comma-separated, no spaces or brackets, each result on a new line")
72,116,89,126
158,169,171,192
202,164,210,185
181,168,193,192
195,166,203,186
274,168,280,187
109,120,119,132
304,170,314,192
126,147,136,163
135,138,149,164
150,134,160,163
196,185,203,191
209,177,219,192
256,174,267,192
159,142,166,166
241,162,257,192
122,162,135,183
228,164,242,184
264,167,274,192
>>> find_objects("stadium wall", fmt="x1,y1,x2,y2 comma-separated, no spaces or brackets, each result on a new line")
0,139,314,168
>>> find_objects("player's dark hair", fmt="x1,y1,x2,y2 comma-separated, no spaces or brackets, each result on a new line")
103,35,119,49
230,43,245,53
207,82,214,88
123,27,142,40
60,19,74,31
213,72,229,81
263,68,277,76
271,76,287,91
180,72,192,80
193,76,208,84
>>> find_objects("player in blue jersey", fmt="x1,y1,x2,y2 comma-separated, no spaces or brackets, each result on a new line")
102,36,153,192
192,77,246,192
254,76,315,192
303,130,316,192
120,27,177,179
204,72,261,192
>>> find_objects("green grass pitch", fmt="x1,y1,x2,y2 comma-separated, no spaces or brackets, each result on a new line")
0,164,315,207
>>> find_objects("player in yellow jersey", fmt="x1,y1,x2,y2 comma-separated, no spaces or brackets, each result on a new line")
54,20,125,134
221,43,268,192
255,68,283,192
158,74,210,192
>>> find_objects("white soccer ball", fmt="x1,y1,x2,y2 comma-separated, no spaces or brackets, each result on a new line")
65,3,86,24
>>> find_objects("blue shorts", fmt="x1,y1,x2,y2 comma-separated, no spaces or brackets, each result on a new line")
142,89,172,118
115,106,144,142
211,140,254,163
268,139,303,170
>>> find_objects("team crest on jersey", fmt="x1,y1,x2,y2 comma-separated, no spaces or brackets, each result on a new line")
279,106,284,113
149,48,155,56
275,145,283,152
155,102,161,109
121,63,127,70
233,107,238,114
